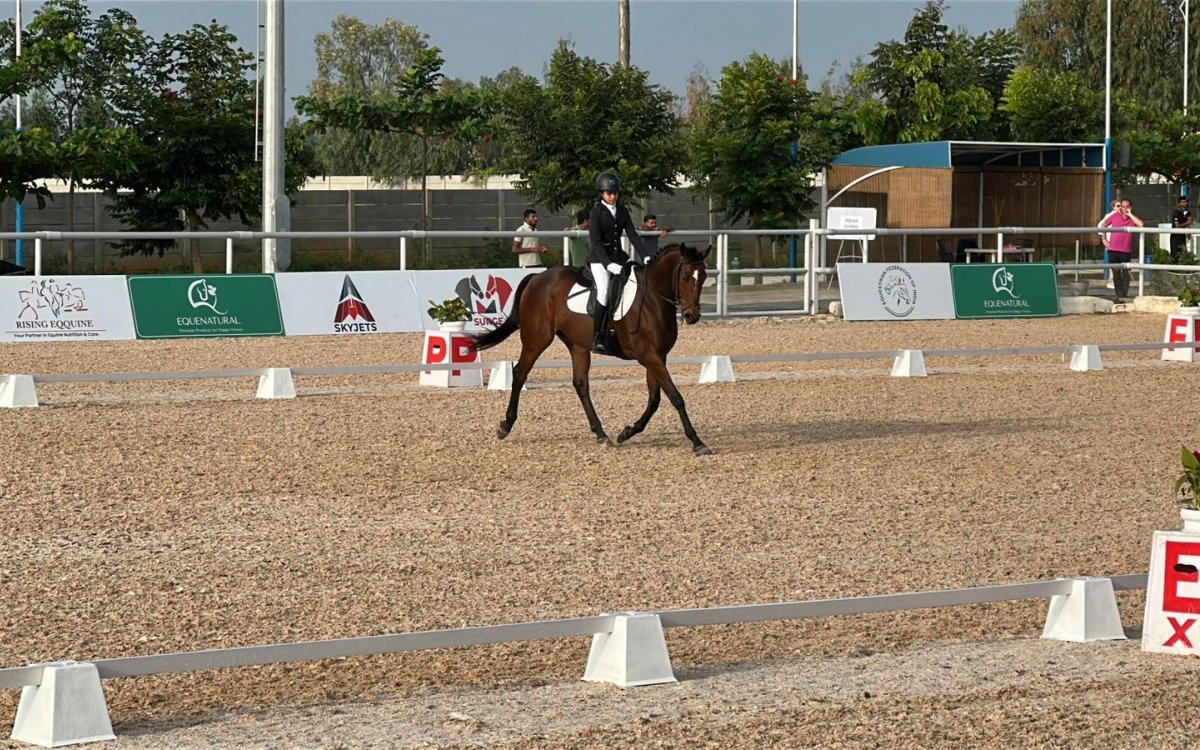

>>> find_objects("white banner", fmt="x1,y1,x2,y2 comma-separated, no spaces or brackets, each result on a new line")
275,268,539,335
0,276,136,342
838,263,956,321
275,271,423,336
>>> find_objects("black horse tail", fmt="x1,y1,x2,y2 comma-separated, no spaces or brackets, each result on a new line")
470,273,534,352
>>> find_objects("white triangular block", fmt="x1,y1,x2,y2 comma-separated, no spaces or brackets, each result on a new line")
890,349,927,377
11,661,115,747
255,368,296,399
0,375,39,408
697,355,735,384
582,613,676,688
487,361,516,391
1069,345,1103,372
1041,577,1127,643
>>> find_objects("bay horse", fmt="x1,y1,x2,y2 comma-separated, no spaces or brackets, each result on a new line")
468,243,712,455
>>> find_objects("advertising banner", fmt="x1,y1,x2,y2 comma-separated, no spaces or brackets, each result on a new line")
0,276,136,342
413,268,538,330
127,275,285,339
838,263,956,321
275,271,424,336
950,264,1060,319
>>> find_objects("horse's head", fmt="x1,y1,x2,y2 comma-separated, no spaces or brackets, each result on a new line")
665,243,710,325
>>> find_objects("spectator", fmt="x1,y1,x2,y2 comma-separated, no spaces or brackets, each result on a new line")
638,214,670,262
568,210,589,267
1099,198,1143,303
512,208,549,268
1098,199,1120,288
1172,195,1193,263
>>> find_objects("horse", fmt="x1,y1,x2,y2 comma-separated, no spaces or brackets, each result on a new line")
468,243,713,455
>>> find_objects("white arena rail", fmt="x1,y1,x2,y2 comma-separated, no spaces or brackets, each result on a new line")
0,574,1146,746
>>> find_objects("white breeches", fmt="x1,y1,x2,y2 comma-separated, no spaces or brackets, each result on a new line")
590,263,613,306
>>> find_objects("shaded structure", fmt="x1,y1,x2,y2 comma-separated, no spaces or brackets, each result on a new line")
823,141,1105,262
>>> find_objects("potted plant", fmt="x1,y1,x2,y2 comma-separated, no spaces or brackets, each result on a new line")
1176,445,1200,531
1178,286,1200,314
427,297,471,331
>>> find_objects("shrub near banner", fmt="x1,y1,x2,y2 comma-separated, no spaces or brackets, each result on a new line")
127,275,285,339
950,264,1060,319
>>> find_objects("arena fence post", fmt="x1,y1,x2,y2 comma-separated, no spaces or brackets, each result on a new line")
1040,577,1127,643
582,613,676,688
890,349,927,377
10,661,114,748
0,375,38,408
697,355,735,384
255,368,296,399
1069,344,1104,371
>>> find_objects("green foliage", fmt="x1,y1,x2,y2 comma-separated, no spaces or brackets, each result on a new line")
1119,107,1200,190
497,42,685,213
1179,286,1200,306
1016,0,1187,116
851,0,1018,143
426,296,471,323
1001,65,1104,141
1176,445,1200,510
687,53,818,229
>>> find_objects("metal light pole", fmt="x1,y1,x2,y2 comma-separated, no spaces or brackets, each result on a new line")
788,0,799,279
1185,0,1191,116
261,0,289,272
13,0,24,267
1104,0,1113,212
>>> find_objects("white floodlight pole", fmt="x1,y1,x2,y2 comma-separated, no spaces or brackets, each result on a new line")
791,0,797,81
14,0,24,267
1185,0,1191,116
1104,0,1113,211
261,0,289,272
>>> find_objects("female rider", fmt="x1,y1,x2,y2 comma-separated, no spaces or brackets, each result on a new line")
587,171,648,353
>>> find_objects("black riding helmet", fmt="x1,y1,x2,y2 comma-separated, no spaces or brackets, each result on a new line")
595,172,622,194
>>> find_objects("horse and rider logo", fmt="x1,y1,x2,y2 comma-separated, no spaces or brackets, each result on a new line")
877,265,917,318
455,274,513,325
17,279,88,320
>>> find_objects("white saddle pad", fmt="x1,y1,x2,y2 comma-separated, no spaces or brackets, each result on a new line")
566,271,639,320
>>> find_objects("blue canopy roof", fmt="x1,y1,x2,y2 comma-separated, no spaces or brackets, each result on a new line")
831,141,1105,169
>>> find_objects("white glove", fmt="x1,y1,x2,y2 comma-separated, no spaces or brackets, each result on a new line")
606,263,622,275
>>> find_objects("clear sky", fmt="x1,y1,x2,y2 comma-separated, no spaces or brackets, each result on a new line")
5,0,1022,102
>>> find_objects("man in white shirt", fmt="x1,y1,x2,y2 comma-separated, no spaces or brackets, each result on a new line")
512,209,548,268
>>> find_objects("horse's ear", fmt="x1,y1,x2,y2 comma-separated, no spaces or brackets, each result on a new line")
698,245,711,261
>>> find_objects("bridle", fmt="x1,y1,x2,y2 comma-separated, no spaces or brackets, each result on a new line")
641,249,702,317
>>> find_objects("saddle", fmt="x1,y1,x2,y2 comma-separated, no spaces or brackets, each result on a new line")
566,266,636,320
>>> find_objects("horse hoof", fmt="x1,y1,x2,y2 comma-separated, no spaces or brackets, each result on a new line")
595,433,608,444
693,444,713,456
496,422,511,440
616,425,635,444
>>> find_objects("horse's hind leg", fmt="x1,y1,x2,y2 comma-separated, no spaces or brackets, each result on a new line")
616,372,661,444
568,343,607,443
645,359,711,455
497,335,552,440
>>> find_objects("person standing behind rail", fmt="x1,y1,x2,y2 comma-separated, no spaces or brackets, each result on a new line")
1099,198,1143,304
567,210,590,267
1172,194,1193,263
513,208,550,268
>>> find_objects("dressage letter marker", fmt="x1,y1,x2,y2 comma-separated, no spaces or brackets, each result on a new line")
1142,534,1200,654
419,332,482,388
1162,310,1200,363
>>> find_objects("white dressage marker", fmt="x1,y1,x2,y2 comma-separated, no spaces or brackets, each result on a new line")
10,661,115,747
255,368,296,399
890,349,927,377
583,613,676,688
0,375,39,408
1041,577,1126,643
1069,345,1103,372
697,355,735,384
487,361,525,391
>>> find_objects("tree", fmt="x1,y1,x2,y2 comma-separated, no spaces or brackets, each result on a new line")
93,21,314,272
305,15,429,176
20,0,148,271
1001,65,1104,142
1016,0,1186,115
686,53,821,269
1118,107,1200,192
851,0,1019,143
497,42,685,214
297,47,492,263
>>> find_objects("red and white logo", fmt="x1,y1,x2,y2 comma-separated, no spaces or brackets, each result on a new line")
333,276,377,333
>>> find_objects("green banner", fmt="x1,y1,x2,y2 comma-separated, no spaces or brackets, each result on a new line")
128,275,285,339
950,263,1060,319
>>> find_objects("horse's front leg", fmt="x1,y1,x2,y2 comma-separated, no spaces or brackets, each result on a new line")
644,359,711,455
616,371,661,444
568,344,608,443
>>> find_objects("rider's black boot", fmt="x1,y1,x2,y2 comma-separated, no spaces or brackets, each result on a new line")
591,303,609,353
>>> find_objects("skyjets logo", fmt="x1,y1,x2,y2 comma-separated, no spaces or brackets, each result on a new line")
455,274,514,327
333,276,378,333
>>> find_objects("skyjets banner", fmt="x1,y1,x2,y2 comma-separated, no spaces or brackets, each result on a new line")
0,276,136,342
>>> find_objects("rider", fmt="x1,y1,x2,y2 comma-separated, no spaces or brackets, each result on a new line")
587,171,648,353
